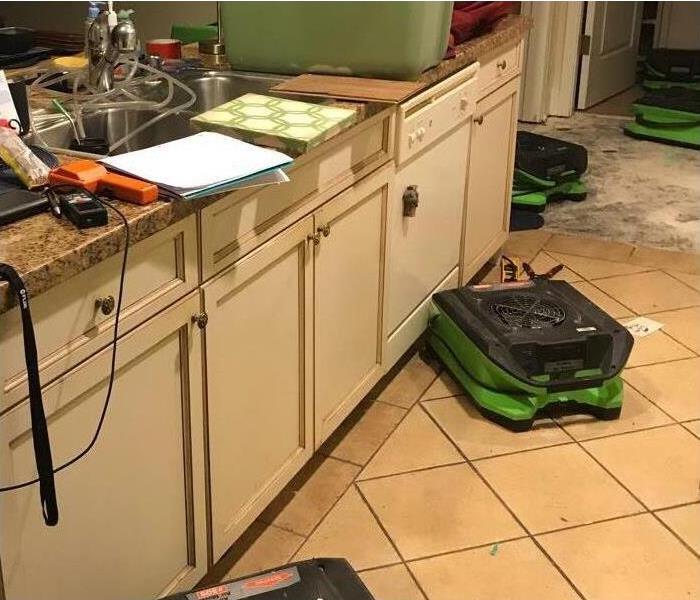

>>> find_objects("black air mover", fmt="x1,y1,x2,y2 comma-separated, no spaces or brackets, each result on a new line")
512,132,588,211
427,279,634,431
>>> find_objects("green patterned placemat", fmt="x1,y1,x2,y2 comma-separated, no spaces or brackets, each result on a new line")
191,93,358,154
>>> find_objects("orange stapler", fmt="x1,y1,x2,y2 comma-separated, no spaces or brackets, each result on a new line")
48,160,159,205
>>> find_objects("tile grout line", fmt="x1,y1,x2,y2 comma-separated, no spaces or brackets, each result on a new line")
353,483,430,600
618,376,684,426
418,402,589,600
664,269,700,292
356,460,467,483
565,429,700,559
287,362,441,566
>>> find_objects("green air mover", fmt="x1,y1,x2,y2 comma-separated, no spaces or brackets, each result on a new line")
624,87,700,149
643,49,700,91
427,279,634,431
512,132,588,212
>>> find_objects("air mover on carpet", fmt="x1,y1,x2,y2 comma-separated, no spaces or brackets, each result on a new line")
511,132,588,212
624,87,700,149
427,279,634,431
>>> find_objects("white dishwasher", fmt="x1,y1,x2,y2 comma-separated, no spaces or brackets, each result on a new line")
386,63,478,366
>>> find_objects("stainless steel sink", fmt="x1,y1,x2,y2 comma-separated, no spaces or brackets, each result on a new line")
176,69,290,113
30,69,294,156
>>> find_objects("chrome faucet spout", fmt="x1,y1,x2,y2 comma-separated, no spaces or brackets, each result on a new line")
86,9,138,92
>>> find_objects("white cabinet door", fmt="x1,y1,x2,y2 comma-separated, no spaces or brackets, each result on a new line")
388,121,470,336
314,165,390,446
0,293,207,600
462,77,519,284
203,217,314,562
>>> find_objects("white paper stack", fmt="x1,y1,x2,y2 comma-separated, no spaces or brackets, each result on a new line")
100,132,293,200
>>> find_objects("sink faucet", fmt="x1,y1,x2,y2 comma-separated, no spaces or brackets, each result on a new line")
86,7,138,91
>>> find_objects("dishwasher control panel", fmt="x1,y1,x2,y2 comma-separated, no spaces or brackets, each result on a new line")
396,63,479,165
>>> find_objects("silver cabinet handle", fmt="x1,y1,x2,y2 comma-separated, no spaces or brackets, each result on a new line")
497,60,507,70
95,295,115,315
318,224,331,238
308,233,321,246
474,115,484,125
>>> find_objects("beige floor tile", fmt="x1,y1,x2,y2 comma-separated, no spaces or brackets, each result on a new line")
376,354,438,409
684,420,700,439
260,455,359,535
409,538,579,600
294,487,399,571
544,233,634,262
359,564,425,600
503,230,552,262
547,251,651,280
527,251,583,282
419,371,463,401
557,385,672,441
594,271,700,314
669,270,700,292
537,514,700,600
359,464,524,560
623,358,700,421
621,327,693,368
629,246,700,275
571,281,634,319
425,396,571,459
358,407,463,480
656,503,700,555
223,522,305,580
323,399,406,466
583,425,700,509
647,306,700,353
476,444,642,533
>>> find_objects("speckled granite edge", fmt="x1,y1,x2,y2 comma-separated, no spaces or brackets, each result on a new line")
0,16,529,315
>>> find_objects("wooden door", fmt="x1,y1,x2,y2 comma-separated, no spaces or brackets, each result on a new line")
0,293,207,600
314,165,390,446
577,1,643,109
203,217,314,562
461,77,519,284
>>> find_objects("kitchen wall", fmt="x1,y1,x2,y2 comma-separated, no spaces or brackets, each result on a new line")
0,1,216,46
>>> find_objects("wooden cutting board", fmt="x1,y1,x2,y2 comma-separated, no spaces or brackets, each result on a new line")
271,74,426,104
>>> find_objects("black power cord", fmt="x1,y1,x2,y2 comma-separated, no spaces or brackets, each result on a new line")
0,187,129,494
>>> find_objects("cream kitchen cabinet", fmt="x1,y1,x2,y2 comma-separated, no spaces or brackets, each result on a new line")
202,162,390,560
314,164,390,446
0,293,207,600
386,64,477,366
203,217,315,563
461,75,520,283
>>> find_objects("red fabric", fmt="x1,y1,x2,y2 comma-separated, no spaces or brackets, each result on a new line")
449,1,516,46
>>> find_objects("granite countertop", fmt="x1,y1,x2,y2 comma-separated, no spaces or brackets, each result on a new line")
0,14,529,314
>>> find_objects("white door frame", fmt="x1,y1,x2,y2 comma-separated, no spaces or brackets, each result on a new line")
519,1,584,122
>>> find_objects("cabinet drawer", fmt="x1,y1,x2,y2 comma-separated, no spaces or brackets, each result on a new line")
0,215,197,413
477,42,522,99
396,63,478,165
200,110,394,281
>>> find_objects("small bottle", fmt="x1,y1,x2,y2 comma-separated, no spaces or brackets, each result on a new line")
84,2,101,54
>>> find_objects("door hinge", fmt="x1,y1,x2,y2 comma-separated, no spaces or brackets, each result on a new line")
580,34,591,56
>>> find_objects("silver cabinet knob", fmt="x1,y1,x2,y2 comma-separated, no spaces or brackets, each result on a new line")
318,224,331,238
497,60,507,70
308,233,321,246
